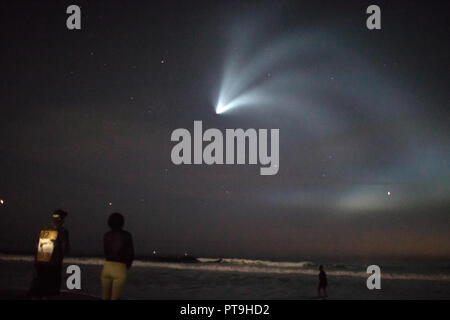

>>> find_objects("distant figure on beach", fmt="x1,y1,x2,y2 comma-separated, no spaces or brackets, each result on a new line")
101,212,134,300
317,265,328,298
30,209,70,299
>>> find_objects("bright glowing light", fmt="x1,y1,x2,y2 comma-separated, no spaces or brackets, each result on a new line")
0,199,3,205
216,104,231,114
387,191,391,196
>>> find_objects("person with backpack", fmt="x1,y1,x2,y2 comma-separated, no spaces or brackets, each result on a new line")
30,209,70,299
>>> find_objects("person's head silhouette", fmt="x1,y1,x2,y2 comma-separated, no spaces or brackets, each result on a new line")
51,209,67,227
108,212,124,230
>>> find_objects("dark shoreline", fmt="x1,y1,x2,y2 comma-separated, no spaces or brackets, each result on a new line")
0,289,99,300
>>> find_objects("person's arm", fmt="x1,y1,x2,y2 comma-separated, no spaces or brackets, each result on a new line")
34,233,40,265
103,233,108,258
62,229,70,256
125,233,134,269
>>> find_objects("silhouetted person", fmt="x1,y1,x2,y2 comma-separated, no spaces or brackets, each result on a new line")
30,209,70,299
317,265,328,298
101,212,134,300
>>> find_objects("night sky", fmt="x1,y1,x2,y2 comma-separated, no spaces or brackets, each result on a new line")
1,0,449,259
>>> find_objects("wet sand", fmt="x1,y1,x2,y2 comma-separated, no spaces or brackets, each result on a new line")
1,258,449,300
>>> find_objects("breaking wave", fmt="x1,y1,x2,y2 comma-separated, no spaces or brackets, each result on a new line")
1,254,449,281
201,258,314,269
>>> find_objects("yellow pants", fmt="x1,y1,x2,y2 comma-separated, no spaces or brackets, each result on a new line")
101,261,127,300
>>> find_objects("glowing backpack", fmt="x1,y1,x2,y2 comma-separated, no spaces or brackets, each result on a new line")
36,229,59,263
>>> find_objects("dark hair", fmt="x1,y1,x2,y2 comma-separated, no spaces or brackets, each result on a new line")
108,212,124,230
319,265,324,270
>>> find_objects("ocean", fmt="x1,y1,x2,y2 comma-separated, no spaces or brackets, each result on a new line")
1,254,449,299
